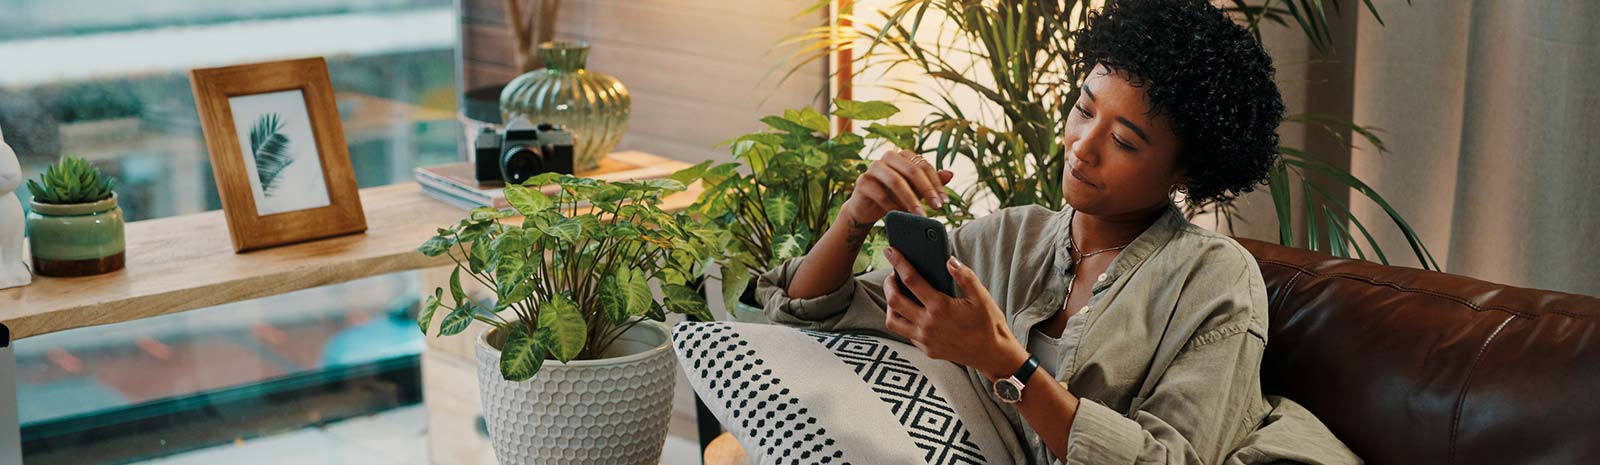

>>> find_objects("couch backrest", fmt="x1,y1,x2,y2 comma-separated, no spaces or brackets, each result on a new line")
1235,238,1599,465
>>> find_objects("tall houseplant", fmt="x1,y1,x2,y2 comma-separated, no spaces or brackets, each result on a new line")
416,172,716,464
676,100,922,313
790,0,1436,269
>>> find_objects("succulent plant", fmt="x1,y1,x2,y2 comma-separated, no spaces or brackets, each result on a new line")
26,157,115,205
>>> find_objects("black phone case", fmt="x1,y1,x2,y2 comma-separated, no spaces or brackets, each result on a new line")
884,211,956,304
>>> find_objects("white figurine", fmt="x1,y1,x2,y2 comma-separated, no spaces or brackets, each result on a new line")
0,123,31,289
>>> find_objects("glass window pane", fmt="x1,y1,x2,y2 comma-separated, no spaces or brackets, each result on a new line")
4,2,453,463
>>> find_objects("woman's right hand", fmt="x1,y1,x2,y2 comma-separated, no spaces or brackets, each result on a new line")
842,150,955,222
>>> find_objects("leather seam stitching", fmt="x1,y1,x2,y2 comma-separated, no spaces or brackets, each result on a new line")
1273,270,1303,310
1448,314,1515,465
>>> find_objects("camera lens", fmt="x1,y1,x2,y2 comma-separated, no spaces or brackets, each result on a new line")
501,145,545,184
925,227,940,243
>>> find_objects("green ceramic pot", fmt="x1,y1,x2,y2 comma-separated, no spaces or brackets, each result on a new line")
500,41,630,172
27,192,125,277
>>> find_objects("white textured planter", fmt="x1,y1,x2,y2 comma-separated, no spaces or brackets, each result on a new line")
475,321,676,465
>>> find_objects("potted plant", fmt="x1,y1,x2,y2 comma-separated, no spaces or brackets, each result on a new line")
25,156,124,277
675,99,935,320
416,172,716,465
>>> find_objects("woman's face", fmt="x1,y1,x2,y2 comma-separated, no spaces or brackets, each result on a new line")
1061,65,1186,217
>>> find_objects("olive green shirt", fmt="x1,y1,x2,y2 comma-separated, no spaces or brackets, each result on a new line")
757,204,1362,465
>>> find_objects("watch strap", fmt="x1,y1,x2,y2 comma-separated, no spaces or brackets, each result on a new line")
1011,355,1039,386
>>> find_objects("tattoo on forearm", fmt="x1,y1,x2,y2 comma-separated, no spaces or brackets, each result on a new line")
843,217,872,250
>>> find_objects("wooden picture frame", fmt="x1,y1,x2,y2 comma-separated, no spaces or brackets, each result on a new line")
190,57,366,252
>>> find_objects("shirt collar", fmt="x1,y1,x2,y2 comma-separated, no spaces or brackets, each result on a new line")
1051,202,1187,286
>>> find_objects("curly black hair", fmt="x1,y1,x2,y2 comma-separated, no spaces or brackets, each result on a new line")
1071,0,1285,205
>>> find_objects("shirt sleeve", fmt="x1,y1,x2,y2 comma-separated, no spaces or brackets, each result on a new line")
1064,261,1271,465
753,254,896,337
752,207,1021,337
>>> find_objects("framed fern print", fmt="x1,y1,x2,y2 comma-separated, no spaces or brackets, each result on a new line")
190,57,366,252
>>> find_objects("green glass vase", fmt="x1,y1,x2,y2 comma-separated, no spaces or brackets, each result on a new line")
500,41,630,172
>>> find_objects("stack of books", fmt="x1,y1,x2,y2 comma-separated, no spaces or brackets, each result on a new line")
414,151,689,210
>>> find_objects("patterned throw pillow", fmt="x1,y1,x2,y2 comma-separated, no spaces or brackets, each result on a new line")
672,321,1018,465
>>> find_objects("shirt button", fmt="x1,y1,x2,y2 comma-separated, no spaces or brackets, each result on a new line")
1080,305,1091,314
1096,273,1108,282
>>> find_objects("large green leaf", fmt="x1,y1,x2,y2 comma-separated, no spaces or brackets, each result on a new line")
504,184,553,216
468,239,489,274
617,266,652,317
668,160,714,185
701,163,741,189
743,143,777,176
598,266,652,325
417,235,454,257
497,280,535,311
662,284,712,321
598,274,630,325
620,178,687,193
833,99,901,120
771,232,807,263
800,146,830,168
720,262,752,311
761,116,815,135
418,288,443,335
537,294,587,363
498,325,546,381
438,299,478,337
865,123,916,150
764,193,798,228
448,267,467,305
537,216,582,244
784,107,830,133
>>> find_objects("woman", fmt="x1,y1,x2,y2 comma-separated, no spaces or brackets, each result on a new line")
756,0,1361,464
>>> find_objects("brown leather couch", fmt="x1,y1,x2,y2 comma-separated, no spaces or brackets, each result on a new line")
706,240,1600,464
1238,238,1599,465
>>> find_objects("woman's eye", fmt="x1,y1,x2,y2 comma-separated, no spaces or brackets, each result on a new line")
1111,134,1136,151
1074,105,1092,118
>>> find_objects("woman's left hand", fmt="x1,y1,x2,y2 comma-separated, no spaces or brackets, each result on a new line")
881,247,1029,380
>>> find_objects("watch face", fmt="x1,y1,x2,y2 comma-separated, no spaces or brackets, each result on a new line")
994,379,1022,403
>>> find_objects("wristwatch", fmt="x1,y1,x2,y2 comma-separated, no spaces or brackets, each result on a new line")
992,355,1039,404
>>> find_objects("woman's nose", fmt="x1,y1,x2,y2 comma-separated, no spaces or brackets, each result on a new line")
1067,127,1102,167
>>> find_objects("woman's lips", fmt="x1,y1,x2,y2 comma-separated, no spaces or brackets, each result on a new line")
1069,167,1099,189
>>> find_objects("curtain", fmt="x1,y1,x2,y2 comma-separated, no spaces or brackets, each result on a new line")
1344,0,1599,296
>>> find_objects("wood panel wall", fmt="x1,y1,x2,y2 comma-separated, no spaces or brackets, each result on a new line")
457,0,829,164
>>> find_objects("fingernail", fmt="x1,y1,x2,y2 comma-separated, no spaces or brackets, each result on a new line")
949,256,965,269
939,193,949,208
931,195,944,209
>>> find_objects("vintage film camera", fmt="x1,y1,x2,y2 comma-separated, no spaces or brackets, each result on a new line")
473,122,576,185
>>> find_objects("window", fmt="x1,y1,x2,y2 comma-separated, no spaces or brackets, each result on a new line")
3,1,457,462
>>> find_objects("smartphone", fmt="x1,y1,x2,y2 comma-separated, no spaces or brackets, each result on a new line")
884,210,957,304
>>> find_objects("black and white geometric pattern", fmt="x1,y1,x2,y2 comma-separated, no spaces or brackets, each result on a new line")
674,322,850,465
801,330,988,465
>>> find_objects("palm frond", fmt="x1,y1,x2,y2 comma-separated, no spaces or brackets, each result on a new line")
249,113,294,197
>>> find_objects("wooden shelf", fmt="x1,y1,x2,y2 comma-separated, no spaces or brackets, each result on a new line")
2,176,700,342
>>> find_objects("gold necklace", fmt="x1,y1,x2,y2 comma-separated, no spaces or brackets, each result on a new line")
1072,243,1130,263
